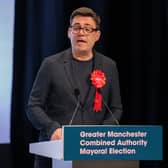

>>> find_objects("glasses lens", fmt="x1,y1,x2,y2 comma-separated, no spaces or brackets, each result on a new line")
72,26,80,33
84,27,93,33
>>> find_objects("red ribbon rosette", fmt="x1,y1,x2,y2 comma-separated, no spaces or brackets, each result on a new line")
90,69,106,112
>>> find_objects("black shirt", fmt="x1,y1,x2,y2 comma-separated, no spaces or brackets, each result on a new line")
71,58,93,105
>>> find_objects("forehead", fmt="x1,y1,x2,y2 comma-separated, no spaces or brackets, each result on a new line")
71,16,96,27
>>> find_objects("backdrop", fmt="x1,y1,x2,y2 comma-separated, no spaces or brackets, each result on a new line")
11,0,167,168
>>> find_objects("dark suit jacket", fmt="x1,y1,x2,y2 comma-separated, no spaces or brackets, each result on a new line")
27,48,122,141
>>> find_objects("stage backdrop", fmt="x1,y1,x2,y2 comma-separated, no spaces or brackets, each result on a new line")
11,1,167,168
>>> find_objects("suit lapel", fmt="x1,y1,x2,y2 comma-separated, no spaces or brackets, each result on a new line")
61,49,78,101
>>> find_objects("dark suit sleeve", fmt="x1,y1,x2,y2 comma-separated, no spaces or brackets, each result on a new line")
102,61,123,125
26,58,61,139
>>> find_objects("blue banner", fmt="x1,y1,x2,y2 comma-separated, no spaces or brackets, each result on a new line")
63,125,162,160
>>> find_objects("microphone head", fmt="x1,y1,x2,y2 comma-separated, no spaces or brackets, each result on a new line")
74,88,80,97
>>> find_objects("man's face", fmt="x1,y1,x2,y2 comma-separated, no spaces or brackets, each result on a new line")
68,16,101,53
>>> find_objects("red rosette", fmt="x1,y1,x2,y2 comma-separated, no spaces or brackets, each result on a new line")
90,69,106,112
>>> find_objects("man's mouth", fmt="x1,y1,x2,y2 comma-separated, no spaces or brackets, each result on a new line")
77,39,87,43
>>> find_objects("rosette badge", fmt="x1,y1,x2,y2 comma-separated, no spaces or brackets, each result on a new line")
90,69,106,112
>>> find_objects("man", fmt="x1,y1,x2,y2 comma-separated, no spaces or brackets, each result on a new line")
27,7,123,168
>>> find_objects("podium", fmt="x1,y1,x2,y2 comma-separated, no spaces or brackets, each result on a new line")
29,125,162,168
29,139,139,168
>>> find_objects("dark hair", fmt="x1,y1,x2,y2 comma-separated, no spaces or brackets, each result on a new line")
70,7,101,30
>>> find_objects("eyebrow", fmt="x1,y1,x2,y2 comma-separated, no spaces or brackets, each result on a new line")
72,23,93,27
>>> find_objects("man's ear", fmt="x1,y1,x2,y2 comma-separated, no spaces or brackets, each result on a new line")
95,30,101,42
67,28,71,39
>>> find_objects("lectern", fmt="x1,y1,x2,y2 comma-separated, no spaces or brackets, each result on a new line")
29,125,162,168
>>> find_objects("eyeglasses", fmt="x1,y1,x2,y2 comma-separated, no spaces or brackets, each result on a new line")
70,25,98,34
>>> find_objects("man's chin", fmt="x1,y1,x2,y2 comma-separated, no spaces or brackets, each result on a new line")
75,47,88,53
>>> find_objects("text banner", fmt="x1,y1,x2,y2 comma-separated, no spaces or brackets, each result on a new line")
63,125,162,160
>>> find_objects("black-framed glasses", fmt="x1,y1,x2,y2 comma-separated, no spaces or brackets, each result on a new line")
70,25,98,34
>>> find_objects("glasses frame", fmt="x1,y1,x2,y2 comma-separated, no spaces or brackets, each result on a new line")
69,25,98,34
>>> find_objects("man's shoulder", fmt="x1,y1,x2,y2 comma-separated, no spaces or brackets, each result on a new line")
95,50,116,65
45,48,70,61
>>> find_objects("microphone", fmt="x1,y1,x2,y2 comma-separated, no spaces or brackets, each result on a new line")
74,88,80,97
100,89,120,125
69,88,80,125
103,101,120,125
